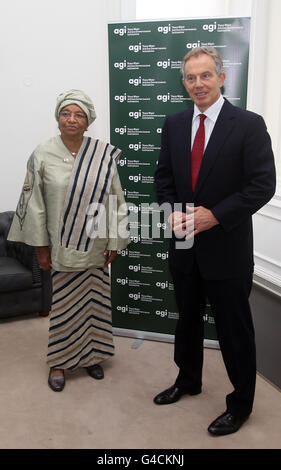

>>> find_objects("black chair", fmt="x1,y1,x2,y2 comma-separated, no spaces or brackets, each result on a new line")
0,211,52,319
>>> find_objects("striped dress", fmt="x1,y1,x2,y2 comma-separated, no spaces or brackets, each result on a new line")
47,267,114,370
8,135,129,371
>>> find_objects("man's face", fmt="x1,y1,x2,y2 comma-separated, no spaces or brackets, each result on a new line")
182,54,225,112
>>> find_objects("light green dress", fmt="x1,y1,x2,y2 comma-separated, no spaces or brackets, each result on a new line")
8,135,130,370
8,135,129,271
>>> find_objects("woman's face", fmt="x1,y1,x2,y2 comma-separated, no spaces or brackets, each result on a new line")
58,104,88,139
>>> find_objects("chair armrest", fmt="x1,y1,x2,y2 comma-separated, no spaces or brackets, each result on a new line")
7,240,35,271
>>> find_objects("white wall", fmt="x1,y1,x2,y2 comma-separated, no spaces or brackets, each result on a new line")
263,0,281,178
231,0,281,293
136,0,246,19
0,0,123,211
250,0,281,296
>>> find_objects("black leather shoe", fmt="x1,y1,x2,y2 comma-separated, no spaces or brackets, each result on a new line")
208,411,249,436
154,384,201,405
48,369,65,392
86,364,104,380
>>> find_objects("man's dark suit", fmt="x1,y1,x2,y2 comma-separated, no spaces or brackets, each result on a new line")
154,98,276,417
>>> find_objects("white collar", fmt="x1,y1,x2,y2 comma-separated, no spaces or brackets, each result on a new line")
193,95,224,122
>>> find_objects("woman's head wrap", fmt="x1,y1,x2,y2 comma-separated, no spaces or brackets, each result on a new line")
55,89,96,125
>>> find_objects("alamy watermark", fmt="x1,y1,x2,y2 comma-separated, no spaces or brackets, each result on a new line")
86,196,194,250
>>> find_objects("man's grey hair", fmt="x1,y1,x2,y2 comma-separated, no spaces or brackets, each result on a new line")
181,46,224,79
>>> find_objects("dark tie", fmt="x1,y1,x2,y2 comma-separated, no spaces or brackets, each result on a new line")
191,114,206,191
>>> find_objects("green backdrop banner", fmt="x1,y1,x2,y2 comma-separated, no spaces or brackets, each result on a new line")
108,17,250,343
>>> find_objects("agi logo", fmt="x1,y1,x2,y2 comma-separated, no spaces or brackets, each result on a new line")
128,204,141,214
203,21,217,32
114,60,127,70
114,126,127,135
118,248,129,256
157,93,170,103
129,43,142,53
186,40,201,49
129,110,142,119
129,77,142,87
113,26,127,36
156,222,167,230
129,292,141,300
116,277,128,285
157,60,171,69
156,281,169,290
156,252,169,260
156,309,168,318
114,94,127,103
129,143,141,151
157,24,171,34
118,157,127,167
129,264,141,272
129,174,141,183
116,305,128,312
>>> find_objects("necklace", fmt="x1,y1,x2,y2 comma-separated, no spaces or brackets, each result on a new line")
63,150,78,163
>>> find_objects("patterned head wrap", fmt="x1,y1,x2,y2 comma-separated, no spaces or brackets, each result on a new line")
55,89,96,125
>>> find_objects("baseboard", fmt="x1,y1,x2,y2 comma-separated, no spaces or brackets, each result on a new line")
253,266,281,298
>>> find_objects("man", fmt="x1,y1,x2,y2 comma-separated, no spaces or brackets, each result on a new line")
154,46,276,436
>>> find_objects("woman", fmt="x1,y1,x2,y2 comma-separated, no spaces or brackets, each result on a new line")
8,89,129,391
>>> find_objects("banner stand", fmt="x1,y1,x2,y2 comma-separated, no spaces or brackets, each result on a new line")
109,17,251,347
113,327,219,350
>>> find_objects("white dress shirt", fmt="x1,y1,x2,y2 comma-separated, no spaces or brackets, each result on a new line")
191,94,225,150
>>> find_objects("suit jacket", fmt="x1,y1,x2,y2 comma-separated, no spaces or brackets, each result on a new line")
154,99,276,280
